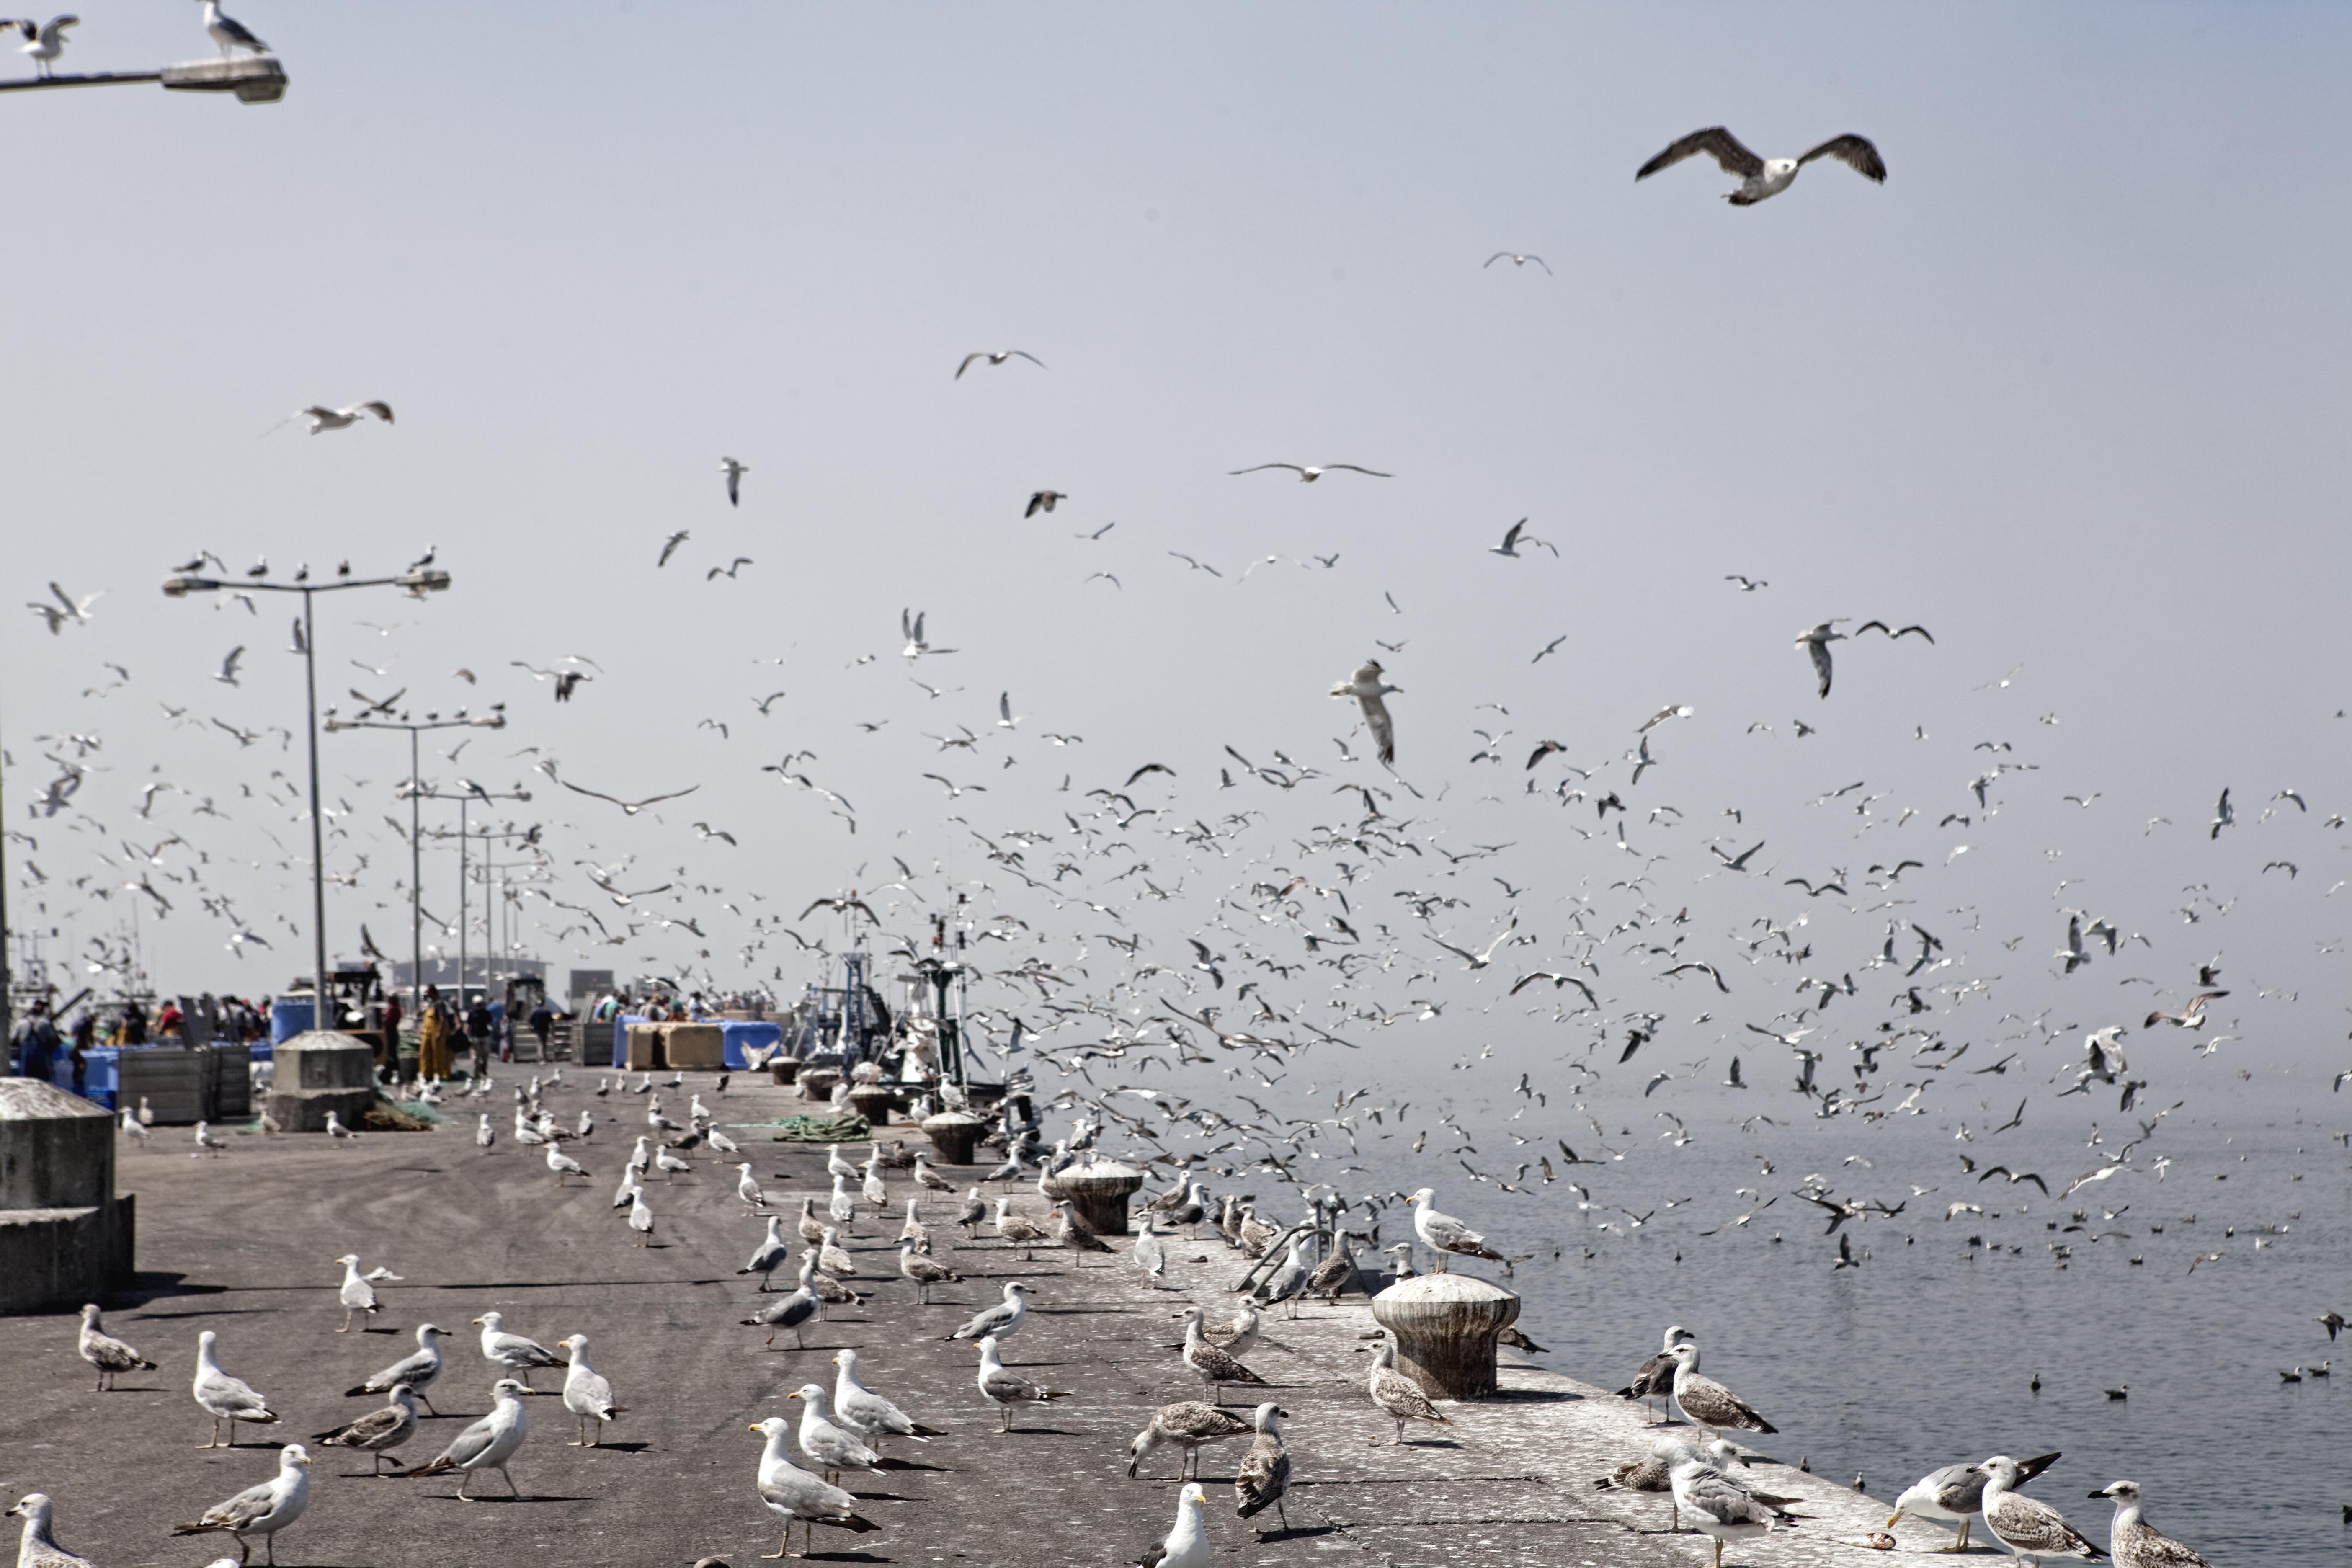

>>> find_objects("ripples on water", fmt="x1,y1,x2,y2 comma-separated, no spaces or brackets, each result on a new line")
1326,1099,2343,1565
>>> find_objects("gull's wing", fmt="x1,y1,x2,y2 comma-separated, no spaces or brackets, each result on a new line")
1637,126,1764,181
954,353,983,379
201,1479,282,1528
1798,133,1886,181
1322,464,1393,477
627,785,701,808
1358,692,1395,766
353,400,395,423
557,778,625,807
1805,638,1833,697
1229,464,1307,477
1008,350,1045,367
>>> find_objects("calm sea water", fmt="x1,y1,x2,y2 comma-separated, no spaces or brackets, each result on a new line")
1311,1088,2345,1565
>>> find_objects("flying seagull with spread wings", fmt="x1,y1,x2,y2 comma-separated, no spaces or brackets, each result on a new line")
557,777,699,815
1637,127,1885,206
1330,660,1400,766
1231,463,1392,482
955,349,1044,379
718,456,749,507
1484,251,1552,273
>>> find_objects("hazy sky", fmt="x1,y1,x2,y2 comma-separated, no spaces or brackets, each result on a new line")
7,4,2347,1084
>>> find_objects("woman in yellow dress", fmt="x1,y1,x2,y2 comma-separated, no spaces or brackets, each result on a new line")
416,986,452,1081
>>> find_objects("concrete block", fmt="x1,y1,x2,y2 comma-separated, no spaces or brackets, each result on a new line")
624,1024,666,1070
0,1077,116,1209
0,1078,134,1314
664,1024,724,1069
0,1199,136,1315
266,1031,379,1132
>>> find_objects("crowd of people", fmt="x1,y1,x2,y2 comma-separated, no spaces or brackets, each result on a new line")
5,993,276,1092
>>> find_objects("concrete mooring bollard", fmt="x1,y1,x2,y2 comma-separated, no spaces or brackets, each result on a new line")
920,1109,985,1165
0,1078,137,1313
1053,1159,1145,1235
1370,1272,1521,1400
846,1084,897,1127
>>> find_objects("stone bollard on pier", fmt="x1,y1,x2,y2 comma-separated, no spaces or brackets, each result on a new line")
1370,1271,1520,1400
1053,1159,1145,1235
263,1030,379,1133
846,1083,897,1126
920,1109,985,1165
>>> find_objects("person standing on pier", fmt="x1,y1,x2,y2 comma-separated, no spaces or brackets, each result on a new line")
417,987,453,1082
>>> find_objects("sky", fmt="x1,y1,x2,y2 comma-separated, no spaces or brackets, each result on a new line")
5,3,2348,1091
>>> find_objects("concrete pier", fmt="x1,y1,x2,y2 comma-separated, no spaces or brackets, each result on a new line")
0,1074,1945,1565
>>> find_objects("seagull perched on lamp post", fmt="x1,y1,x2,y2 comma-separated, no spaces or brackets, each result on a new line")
10,15,77,77
197,0,267,56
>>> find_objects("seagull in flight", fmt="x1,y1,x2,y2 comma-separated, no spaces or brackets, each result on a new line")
955,349,1044,379
1488,519,1556,558
214,646,245,686
292,401,393,434
1725,575,1767,592
655,530,689,567
901,609,955,659
1330,660,1400,766
1230,463,1392,482
26,582,100,634
1024,490,1067,517
1794,621,1847,698
11,15,77,77
1483,252,1552,274
1635,127,1886,206
556,776,699,815
718,456,748,506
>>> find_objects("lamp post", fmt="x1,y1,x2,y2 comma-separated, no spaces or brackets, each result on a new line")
408,784,530,1016
322,710,505,1030
165,567,452,1031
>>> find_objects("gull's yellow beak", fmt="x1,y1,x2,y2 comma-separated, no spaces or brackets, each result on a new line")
789,1390,803,1400
748,1423,764,1433
1885,1511,1903,1528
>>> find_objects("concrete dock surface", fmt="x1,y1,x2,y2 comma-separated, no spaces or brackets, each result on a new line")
1,1073,1963,1566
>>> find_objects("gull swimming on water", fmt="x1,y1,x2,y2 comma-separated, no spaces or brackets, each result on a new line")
1888,1452,2062,1553
1977,1454,2104,1564
1331,660,1400,767
748,1415,880,1558
7,1493,97,1568
192,1330,279,1448
77,1303,157,1390
172,1446,311,1564
1636,126,1886,205
402,1380,530,1500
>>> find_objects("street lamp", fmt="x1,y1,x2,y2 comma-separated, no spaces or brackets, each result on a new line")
163,567,454,1032
322,709,505,1029
0,53,289,103
405,784,531,1016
